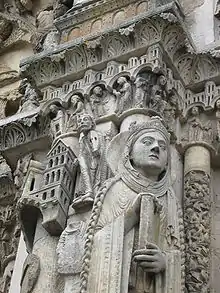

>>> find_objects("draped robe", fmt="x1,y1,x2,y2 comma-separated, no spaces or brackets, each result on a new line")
87,178,183,293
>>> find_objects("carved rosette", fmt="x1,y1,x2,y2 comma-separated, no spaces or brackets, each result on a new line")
184,170,211,293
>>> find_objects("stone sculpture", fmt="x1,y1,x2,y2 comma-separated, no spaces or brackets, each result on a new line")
134,76,150,108
72,113,111,208
49,104,67,139
18,79,39,113
149,76,167,115
187,106,203,142
163,93,179,139
67,94,84,131
90,86,106,118
113,76,132,115
80,117,184,293
31,6,54,53
14,153,33,191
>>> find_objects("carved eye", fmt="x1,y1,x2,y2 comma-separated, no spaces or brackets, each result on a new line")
159,143,166,151
142,138,153,146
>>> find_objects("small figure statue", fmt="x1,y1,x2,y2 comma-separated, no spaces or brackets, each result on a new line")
72,113,111,208
202,121,213,144
14,153,33,190
67,94,84,131
113,76,132,115
0,155,12,182
187,106,203,142
150,84,166,114
49,104,67,139
30,6,54,53
134,76,150,108
18,79,39,113
163,93,179,138
90,86,106,118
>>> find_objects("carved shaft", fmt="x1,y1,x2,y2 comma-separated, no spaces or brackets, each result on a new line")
184,146,211,293
136,195,156,292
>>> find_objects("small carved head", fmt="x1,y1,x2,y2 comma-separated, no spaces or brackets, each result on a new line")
216,99,220,109
158,75,167,87
117,76,127,85
92,86,103,96
152,85,162,99
49,104,59,115
191,106,199,116
134,76,146,87
76,113,95,133
71,94,81,104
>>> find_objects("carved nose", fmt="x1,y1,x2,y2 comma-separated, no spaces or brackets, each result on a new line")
151,145,159,154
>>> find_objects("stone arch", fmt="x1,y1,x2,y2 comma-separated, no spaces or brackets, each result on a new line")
112,10,125,25
90,19,102,33
136,1,150,14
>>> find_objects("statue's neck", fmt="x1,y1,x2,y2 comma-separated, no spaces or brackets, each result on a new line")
134,167,158,182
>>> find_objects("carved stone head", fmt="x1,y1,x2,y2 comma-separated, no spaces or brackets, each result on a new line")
191,106,199,116
92,86,103,97
49,104,59,116
130,131,168,179
117,76,127,85
76,113,95,133
216,99,220,109
70,94,81,107
134,76,147,88
107,117,171,193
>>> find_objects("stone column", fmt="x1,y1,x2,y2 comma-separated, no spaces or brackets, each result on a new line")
184,145,212,292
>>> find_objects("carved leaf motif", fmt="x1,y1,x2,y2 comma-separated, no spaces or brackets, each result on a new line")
4,125,26,149
138,22,159,46
184,171,211,293
106,36,128,58
68,50,86,72
40,61,62,83
175,54,194,85
162,25,184,57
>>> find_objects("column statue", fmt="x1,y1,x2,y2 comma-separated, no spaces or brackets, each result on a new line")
72,113,111,208
80,117,184,293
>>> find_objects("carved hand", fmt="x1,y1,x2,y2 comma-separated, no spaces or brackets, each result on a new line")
133,243,166,273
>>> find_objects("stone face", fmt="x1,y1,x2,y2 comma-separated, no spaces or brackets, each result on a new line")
2,0,220,293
